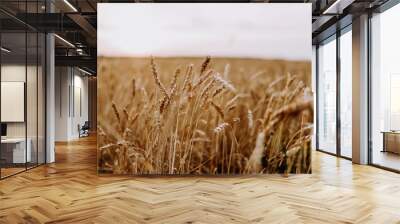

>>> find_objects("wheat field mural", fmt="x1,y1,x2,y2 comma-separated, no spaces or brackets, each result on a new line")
98,57,313,175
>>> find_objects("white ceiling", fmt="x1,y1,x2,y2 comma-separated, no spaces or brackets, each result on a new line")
98,3,311,61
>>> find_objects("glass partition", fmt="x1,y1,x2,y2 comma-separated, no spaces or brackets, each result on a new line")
0,3,46,179
1,31,28,177
38,32,45,165
339,28,352,158
27,30,38,169
317,36,337,154
371,4,400,171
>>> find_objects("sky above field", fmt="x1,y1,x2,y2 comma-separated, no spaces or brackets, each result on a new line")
98,3,311,61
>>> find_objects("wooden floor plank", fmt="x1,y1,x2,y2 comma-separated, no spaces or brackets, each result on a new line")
0,135,399,223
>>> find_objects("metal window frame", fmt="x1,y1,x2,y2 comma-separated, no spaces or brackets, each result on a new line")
315,23,353,161
0,21,2,179
367,0,400,173
316,0,400,173
0,0,47,180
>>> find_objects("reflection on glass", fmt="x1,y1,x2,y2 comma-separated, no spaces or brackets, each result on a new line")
27,31,38,169
0,2,47,179
340,29,352,158
1,32,27,177
38,33,46,165
318,37,337,154
390,75,400,129
371,4,400,171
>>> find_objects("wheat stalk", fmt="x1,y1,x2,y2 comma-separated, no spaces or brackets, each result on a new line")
98,56,312,175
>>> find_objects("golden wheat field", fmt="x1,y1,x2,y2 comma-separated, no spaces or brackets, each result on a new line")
98,57,313,175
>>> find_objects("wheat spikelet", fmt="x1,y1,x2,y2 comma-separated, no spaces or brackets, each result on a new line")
200,79,215,97
182,64,193,92
214,122,229,133
223,64,230,80
213,74,236,93
200,56,211,75
159,96,169,114
112,102,121,123
131,78,136,98
169,68,180,100
247,109,254,129
129,113,139,126
268,76,285,89
224,94,245,110
212,86,224,98
200,79,216,102
150,56,170,99
194,129,207,137
193,69,214,90
154,110,161,130
286,124,313,149
250,71,265,80
170,68,180,87
122,107,129,119
210,101,224,119
272,99,312,119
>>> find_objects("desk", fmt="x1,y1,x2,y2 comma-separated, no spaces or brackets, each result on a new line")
382,131,400,154
1,138,31,163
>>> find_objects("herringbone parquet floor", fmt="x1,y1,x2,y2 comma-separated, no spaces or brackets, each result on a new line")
1,135,400,224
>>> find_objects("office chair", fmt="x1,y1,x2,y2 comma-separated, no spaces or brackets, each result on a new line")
79,121,90,138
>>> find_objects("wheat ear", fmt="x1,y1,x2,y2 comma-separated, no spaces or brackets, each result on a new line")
150,56,170,99
200,56,211,75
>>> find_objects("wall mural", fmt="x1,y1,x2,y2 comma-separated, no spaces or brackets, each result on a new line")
97,4,313,175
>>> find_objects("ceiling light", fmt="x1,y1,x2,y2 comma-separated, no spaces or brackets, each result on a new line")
54,34,75,48
323,0,354,15
63,0,78,12
78,67,93,76
1,47,11,53
323,0,341,14
76,48,85,55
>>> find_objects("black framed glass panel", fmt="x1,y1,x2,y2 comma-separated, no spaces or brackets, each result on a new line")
37,31,45,165
339,26,352,158
370,3,400,171
317,35,337,154
0,30,28,178
0,1,46,179
27,30,38,169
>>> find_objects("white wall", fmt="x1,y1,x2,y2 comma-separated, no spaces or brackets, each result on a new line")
1,65,35,138
71,73,89,138
55,67,69,141
55,67,89,141
1,65,26,138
